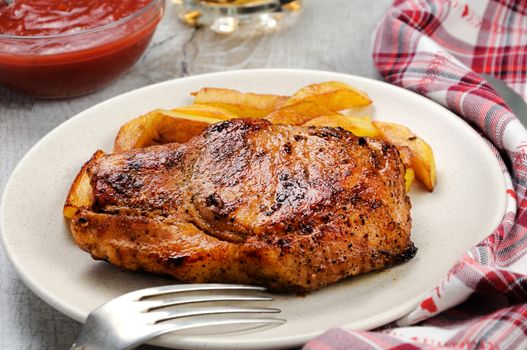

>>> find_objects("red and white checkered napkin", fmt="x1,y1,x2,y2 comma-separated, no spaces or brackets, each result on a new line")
304,0,527,349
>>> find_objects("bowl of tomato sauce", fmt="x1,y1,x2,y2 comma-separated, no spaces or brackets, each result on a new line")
0,0,165,98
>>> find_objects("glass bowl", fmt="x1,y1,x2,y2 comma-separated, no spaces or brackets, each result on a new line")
0,0,165,99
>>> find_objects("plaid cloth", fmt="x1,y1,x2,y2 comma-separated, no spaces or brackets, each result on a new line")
304,0,527,349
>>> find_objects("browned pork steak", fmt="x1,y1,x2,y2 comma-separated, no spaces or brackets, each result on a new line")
67,118,415,292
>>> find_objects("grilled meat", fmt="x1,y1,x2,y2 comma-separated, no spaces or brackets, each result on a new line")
67,118,415,292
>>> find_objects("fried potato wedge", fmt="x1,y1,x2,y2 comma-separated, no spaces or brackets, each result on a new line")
404,168,415,193
285,81,372,111
63,150,102,219
192,87,288,118
172,104,239,120
396,145,412,168
110,81,435,193
113,109,222,152
373,121,436,191
303,114,379,137
266,101,339,125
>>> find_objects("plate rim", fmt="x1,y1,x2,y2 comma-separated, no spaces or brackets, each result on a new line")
0,68,508,349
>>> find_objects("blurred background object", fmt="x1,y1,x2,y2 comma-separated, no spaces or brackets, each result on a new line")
173,0,302,35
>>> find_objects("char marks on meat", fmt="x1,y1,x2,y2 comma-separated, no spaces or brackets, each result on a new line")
68,118,414,292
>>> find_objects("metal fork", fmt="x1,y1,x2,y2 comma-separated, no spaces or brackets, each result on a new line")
70,284,284,350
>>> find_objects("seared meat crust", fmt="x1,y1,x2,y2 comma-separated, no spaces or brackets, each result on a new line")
69,119,415,292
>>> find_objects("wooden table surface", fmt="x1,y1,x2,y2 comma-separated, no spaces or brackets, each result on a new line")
0,1,391,348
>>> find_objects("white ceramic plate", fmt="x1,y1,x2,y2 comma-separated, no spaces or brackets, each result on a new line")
1,69,506,349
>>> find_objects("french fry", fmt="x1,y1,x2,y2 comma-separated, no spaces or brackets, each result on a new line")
113,109,222,152
404,168,415,193
63,150,103,219
285,81,372,111
111,82,436,194
342,104,375,117
172,104,239,120
303,114,379,137
373,121,436,191
192,87,288,118
266,101,339,125
396,145,412,168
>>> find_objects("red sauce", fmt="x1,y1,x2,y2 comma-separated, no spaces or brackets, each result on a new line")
0,0,164,98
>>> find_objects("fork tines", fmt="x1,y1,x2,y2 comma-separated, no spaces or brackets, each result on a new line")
133,283,284,327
